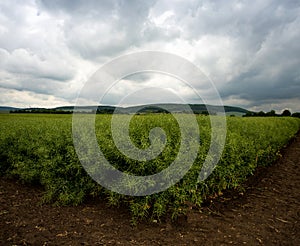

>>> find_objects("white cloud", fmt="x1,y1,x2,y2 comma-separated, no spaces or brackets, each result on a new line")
150,10,175,26
0,48,73,80
0,87,72,108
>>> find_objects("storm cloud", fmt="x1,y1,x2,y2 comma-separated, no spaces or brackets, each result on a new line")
0,0,299,112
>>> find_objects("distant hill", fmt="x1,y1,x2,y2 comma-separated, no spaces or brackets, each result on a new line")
0,106,19,113
98,104,250,115
2,103,251,116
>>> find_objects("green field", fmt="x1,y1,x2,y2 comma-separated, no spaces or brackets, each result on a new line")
0,114,299,223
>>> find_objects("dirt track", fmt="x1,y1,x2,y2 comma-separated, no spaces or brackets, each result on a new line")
1,132,300,245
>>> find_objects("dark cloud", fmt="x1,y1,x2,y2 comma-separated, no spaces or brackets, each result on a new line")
37,0,157,59
220,6,300,110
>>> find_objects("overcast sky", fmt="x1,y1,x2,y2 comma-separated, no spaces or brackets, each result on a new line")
0,0,299,113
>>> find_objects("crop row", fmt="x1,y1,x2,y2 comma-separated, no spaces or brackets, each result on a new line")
0,114,299,223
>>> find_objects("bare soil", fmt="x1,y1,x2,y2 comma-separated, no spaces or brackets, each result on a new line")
1,132,300,245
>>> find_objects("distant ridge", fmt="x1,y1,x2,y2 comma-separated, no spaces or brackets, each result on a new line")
0,106,19,113
2,104,250,115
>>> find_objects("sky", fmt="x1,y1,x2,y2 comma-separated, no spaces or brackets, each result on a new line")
0,0,300,113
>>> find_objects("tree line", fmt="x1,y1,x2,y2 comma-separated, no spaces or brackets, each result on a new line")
244,109,300,118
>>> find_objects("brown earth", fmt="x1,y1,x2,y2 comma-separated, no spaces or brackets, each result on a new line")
0,132,300,245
